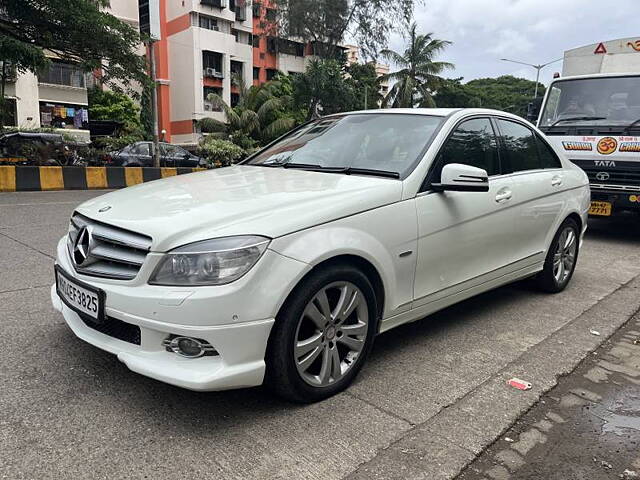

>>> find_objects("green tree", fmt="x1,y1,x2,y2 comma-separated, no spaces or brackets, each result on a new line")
272,0,419,59
433,76,545,118
198,75,297,149
380,23,453,108
346,63,382,110
432,78,482,108
293,59,356,119
0,0,147,91
88,88,142,133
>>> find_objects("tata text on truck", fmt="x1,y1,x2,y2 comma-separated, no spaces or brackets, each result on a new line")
537,38,640,217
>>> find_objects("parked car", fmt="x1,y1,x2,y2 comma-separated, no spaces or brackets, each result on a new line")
0,131,87,166
52,109,590,403
104,141,205,167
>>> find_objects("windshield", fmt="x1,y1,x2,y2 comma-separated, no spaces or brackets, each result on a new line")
245,113,444,178
539,76,640,127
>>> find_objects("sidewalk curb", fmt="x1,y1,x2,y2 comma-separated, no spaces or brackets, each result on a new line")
0,166,206,192
345,275,640,480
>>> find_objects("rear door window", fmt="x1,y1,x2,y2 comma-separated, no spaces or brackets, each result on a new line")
496,119,541,173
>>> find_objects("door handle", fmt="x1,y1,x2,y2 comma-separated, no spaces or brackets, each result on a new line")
495,189,512,203
551,176,563,187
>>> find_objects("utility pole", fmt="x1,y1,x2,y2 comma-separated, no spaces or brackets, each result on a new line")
500,57,563,99
149,40,161,168
364,85,368,110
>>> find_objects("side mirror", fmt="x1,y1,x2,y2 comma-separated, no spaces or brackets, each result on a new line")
431,163,489,192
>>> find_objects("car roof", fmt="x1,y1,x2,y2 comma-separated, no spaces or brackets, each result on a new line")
328,108,528,121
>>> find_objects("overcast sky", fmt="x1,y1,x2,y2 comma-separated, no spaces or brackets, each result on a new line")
383,0,639,86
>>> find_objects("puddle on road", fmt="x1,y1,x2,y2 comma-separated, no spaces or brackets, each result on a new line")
590,388,640,436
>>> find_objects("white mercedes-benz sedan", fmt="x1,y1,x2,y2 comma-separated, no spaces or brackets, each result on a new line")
52,109,590,402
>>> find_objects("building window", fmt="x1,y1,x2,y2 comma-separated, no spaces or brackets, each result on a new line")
1,98,16,127
252,35,260,48
265,8,276,22
199,15,219,31
203,86,223,111
231,29,239,42
266,69,277,81
252,2,261,17
39,61,86,88
231,92,240,107
201,0,225,7
202,51,224,78
253,67,260,80
230,61,243,81
267,37,277,53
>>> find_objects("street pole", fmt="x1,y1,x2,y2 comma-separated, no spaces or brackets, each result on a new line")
534,66,541,99
364,85,368,110
501,57,562,99
149,40,161,168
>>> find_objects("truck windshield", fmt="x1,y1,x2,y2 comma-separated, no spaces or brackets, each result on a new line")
244,113,444,178
539,76,640,127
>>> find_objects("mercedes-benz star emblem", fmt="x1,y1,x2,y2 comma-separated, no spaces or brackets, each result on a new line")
73,226,92,266
595,172,610,182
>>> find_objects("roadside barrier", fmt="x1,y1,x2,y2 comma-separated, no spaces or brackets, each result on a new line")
0,166,207,192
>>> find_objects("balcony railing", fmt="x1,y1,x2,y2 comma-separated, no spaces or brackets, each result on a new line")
39,62,87,88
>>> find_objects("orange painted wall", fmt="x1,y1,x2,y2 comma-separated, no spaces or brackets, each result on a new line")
252,0,277,85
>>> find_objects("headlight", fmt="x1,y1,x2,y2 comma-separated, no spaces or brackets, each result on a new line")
149,235,270,286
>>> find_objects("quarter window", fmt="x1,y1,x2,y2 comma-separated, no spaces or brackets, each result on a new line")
433,118,500,182
133,143,151,156
536,136,562,169
496,119,538,172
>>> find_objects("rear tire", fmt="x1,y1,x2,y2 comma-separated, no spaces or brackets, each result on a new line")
265,264,377,403
535,218,580,293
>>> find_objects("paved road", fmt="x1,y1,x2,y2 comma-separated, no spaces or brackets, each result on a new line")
1,190,640,480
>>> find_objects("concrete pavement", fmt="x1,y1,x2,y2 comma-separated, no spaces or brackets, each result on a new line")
1,190,639,479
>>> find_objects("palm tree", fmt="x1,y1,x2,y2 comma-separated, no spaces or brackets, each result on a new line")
198,74,296,149
380,23,454,108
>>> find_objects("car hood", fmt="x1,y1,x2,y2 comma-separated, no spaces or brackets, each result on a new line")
76,166,403,251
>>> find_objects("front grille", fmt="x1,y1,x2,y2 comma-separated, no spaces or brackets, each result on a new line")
67,213,152,280
80,316,141,345
571,160,640,191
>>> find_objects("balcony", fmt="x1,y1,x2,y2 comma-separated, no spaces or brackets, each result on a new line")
39,62,87,88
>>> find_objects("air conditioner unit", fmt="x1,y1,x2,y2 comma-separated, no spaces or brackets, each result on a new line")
204,103,212,111
213,26,220,31
205,67,217,77
213,70,224,79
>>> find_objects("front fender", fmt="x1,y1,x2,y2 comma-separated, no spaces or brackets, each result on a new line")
269,201,418,319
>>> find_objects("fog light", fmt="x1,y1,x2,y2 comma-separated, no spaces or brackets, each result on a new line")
163,336,217,358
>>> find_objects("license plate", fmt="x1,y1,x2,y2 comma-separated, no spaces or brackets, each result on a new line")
589,201,612,216
55,265,104,322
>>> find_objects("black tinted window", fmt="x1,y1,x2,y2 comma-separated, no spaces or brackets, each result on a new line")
497,119,540,172
536,136,562,169
433,118,499,182
133,143,150,156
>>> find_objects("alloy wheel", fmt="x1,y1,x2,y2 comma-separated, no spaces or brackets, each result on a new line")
553,226,577,285
294,281,369,387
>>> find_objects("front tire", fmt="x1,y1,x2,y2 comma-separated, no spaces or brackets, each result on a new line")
535,218,580,293
265,264,377,403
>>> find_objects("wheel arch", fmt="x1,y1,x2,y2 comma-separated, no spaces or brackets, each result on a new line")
274,254,386,332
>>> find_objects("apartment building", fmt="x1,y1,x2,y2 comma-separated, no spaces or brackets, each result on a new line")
115,0,321,146
3,56,91,141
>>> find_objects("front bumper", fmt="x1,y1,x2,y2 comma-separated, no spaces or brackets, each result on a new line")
51,285,274,391
591,188,640,214
51,235,310,391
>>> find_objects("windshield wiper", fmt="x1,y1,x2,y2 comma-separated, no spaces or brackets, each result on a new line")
623,118,640,134
275,162,400,178
550,116,607,127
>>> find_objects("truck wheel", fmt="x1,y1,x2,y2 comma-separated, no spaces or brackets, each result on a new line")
265,264,377,403
535,218,580,293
